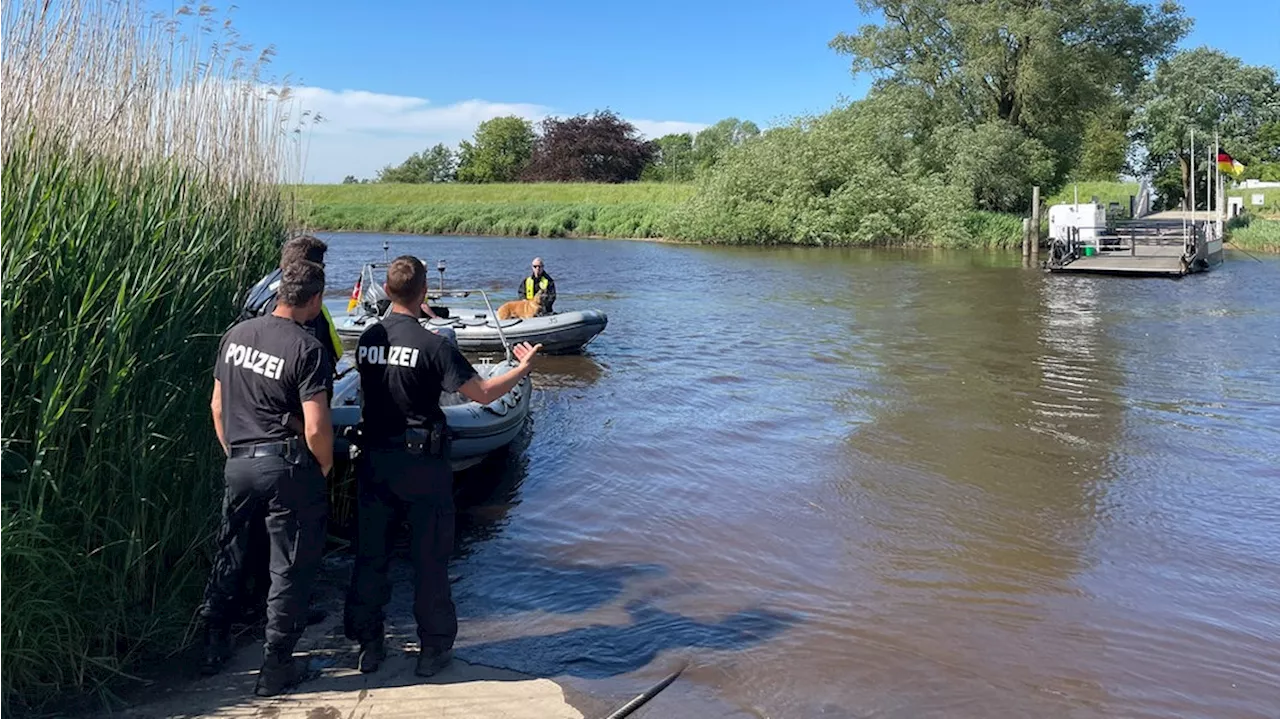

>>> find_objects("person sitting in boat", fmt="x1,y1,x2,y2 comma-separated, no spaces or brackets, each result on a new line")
519,257,556,315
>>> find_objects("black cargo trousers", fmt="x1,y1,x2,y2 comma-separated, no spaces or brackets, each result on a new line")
200,452,327,654
343,445,457,652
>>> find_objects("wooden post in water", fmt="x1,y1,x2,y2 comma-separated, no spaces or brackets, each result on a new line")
1021,218,1031,266
1030,186,1041,264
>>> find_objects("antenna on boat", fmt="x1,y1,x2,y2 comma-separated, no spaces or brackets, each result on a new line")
437,259,446,295
381,240,390,263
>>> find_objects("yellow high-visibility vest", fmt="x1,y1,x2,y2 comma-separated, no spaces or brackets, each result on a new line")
524,276,550,299
319,304,343,361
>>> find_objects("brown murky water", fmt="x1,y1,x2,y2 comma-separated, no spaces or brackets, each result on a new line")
322,234,1280,718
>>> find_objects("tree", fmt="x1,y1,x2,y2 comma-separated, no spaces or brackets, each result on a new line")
942,121,1058,211
830,0,1189,185
376,143,456,183
342,175,359,184
693,118,760,173
455,116,535,183
667,96,970,245
1077,108,1131,181
523,110,655,183
1131,48,1280,207
642,133,696,181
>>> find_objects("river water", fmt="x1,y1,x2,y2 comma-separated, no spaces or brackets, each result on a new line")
319,232,1280,719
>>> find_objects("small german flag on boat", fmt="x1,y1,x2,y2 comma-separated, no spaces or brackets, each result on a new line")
347,273,362,313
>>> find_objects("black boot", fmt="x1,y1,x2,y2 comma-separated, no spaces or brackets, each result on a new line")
199,626,233,676
254,649,304,697
357,635,386,674
414,647,453,678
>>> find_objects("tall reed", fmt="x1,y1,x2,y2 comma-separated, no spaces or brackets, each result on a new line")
2,0,304,708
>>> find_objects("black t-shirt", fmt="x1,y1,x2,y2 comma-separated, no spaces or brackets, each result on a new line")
357,312,478,440
214,314,334,446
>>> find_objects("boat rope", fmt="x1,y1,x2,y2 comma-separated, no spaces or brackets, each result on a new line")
1224,239,1264,263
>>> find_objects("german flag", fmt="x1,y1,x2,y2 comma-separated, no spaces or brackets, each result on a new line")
1217,150,1244,177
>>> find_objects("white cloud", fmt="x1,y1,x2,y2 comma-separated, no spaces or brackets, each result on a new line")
628,119,710,138
278,87,708,183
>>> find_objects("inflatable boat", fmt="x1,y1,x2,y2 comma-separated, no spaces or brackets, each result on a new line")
334,260,606,354
330,354,531,472
336,307,607,355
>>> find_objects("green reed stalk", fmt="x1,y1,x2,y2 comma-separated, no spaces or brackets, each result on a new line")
2,0,307,709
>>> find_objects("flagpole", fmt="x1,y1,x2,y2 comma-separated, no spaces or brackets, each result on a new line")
1182,126,1192,226
1215,130,1223,238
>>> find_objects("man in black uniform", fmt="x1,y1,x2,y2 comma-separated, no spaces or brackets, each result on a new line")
240,234,344,369
201,260,335,697
518,256,556,315
238,235,343,623
344,255,540,677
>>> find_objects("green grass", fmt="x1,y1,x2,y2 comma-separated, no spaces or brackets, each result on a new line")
290,182,693,239
960,211,1026,249
291,181,695,206
292,183,1028,246
1045,181,1140,209
1226,186,1280,218
1225,215,1280,252
2,0,292,709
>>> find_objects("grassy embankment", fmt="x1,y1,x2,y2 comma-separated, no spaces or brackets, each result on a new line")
1224,187,1280,252
2,0,295,710
289,182,694,239
293,182,1157,249
294,178,1280,251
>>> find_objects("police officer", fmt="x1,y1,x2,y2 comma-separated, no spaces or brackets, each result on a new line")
519,256,556,315
238,235,343,622
240,234,344,368
200,260,334,697
344,255,540,677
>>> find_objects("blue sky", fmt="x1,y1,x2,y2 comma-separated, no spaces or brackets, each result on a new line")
172,0,1279,182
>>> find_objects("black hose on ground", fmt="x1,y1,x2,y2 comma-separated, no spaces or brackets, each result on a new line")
597,660,689,719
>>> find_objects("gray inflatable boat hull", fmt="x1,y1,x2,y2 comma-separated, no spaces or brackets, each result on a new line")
336,308,607,355
330,358,531,472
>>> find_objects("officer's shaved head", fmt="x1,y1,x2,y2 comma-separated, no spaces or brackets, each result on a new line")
385,255,426,304
278,260,326,307
280,235,328,268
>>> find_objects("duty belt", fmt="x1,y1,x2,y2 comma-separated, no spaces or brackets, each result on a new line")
367,425,449,457
228,436,306,462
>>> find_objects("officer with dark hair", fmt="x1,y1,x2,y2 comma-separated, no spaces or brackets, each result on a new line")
344,255,540,677
240,234,344,368
201,259,334,697
238,235,342,624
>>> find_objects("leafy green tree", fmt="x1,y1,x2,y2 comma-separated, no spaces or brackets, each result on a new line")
668,96,969,245
455,116,535,183
1131,48,1280,207
830,0,1189,186
642,133,695,181
376,143,456,183
1078,108,1131,181
693,118,760,173
342,174,358,184
942,121,1057,211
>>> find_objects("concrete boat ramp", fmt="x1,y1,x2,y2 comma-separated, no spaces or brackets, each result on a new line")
92,619,586,719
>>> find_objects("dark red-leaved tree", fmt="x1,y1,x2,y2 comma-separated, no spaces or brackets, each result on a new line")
523,110,655,183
